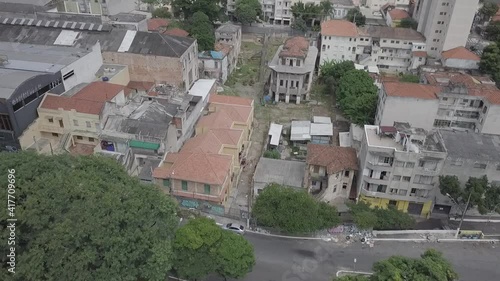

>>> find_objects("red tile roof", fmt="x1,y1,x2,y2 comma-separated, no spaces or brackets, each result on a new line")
412,51,427,57
40,82,125,115
215,104,252,123
162,28,189,37
153,152,232,185
209,94,254,107
147,18,170,31
388,9,410,20
197,110,235,130
441,46,480,61
321,20,358,37
306,144,358,174
279,36,309,58
383,82,441,100
181,129,242,154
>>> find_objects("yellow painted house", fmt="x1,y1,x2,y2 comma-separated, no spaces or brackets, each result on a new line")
20,82,128,155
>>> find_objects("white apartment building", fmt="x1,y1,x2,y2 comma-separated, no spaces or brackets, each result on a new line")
357,123,447,217
268,37,317,103
375,75,500,135
59,0,138,15
320,20,427,72
363,0,410,11
412,0,479,58
332,0,356,19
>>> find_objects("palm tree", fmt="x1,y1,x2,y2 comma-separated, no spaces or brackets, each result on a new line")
319,0,334,21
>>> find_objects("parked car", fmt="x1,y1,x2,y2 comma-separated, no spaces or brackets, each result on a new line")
0,145,18,152
223,223,245,235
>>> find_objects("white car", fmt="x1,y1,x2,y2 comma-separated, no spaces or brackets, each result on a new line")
223,223,245,235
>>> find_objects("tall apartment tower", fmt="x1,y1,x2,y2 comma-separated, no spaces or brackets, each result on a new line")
412,0,479,58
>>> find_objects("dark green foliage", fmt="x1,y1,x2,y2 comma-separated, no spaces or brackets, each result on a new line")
398,18,418,29
485,21,500,41
348,202,415,230
346,8,366,26
152,7,172,18
188,12,215,51
480,2,499,19
399,74,419,83
320,60,356,83
263,149,280,159
291,2,322,25
334,275,370,281
337,70,378,125
292,16,308,32
234,0,262,25
439,175,463,202
253,184,341,234
0,152,178,281
172,217,255,280
479,41,500,85
171,0,225,22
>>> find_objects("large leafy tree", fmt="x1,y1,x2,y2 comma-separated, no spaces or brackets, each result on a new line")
439,175,463,202
172,217,255,280
346,8,366,26
480,40,500,85
337,69,378,125
348,202,415,230
234,0,262,25
291,1,322,26
398,18,418,29
479,2,499,20
319,0,334,21
335,249,458,281
188,12,215,51
171,0,225,22
253,183,340,234
319,60,355,83
0,152,178,281
485,21,500,42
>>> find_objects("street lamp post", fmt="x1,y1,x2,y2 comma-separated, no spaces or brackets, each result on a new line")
488,203,500,223
455,193,472,239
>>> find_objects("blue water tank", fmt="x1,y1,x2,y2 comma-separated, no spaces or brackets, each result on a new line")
102,76,109,81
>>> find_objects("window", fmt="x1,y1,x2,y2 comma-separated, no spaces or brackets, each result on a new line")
395,161,404,167
389,200,397,206
398,189,407,196
393,175,401,181
181,181,188,191
163,179,170,187
280,80,284,86
344,170,350,177
58,119,64,128
342,183,347,189
313,165,320,173
333,187,337,193
214,61,218,68
376,185,387,193
63,70,75,80
296,60,300,67
402,176,411,182
322,45,326,51
379,156,393,165
86,121,91,128
413,175,433,185
89,137,94,142
52,133,59,137
473,163,487,169
73,120,79,126
48,117,54,123
396,41,400,44
204,184,211,194
76,136,83,140
0,114,13,131
497,164,500,171
382,40,387,43
405,162,415,168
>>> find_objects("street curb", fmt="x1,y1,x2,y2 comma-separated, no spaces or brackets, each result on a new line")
246,230,331,240
371,238,500,243
336,270,373,277
437,239,500,242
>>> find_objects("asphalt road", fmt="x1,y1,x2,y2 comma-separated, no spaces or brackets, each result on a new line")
208,233,500,281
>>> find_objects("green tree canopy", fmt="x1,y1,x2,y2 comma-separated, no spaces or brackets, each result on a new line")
292,16,308,32
291,1,322,25
480,40,500,85
263,149,281,159
485,21,500,42
0,152,178,281
348,202,415,230
347,8,366,26
234,0,262,25
319,0,334,20
337,69,378,125
172,217,255,280
171,0,225,22
319,60,356,82
439,175,463,202
188,11,215,51
253,183,341,234
399,74,420,83
480,2,499,19
398,18,418,29
152,7,172,18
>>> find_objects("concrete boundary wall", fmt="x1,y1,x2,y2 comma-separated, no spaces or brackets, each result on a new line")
373,230,456,236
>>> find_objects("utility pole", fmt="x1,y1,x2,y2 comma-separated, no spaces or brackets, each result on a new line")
456,192,472,238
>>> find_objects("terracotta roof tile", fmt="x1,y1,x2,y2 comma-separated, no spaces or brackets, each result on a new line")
147,18,170,31
321,20,358,37
413,51,427,57
162,28,189,37
215,104,252,123
197,110,235,129
388,9,410,20
441,46,480,61
181,129,242,154
279,36,309,58
306,144,358,174
40,82,125,115
383,82,440,99
153,152,232,185
209,94,254,107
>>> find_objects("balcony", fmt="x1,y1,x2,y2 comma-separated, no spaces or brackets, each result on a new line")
363,175,390,185
40,124,65,134
361,187,430,203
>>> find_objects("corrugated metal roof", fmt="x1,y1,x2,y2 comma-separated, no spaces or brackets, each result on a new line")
290,120,311,141
268,123,283,146
129,140,160,150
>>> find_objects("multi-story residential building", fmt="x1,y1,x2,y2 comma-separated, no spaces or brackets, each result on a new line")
363,0,410,11
385,8,410,27
0,42,102,148
0,20,199,92
198,50,229,84
320,20,359,63
305,144,358,207
358,123,447,217
320,20,427,72
268,37,317,104
412,0,479,58
57,0,138,16
439,130,500,186
375,74,500,135
19,82,128,155
215,23,242,75
332,0,356,19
